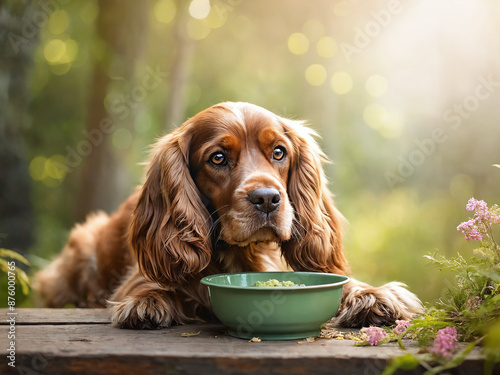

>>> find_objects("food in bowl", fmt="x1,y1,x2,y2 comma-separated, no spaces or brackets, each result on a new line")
201,271,350,340
252,279,305,287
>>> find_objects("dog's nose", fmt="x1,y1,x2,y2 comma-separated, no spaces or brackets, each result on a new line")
248,188,281,214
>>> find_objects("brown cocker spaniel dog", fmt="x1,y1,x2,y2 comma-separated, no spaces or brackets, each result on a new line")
35,102,422,329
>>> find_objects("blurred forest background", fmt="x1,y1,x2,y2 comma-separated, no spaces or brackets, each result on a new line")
1,0,499,307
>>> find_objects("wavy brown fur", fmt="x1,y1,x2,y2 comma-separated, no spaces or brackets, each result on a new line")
35,102,422,329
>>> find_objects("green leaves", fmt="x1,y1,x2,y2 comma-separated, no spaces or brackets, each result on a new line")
380,198,500,373
382,353,419,375
0,248,31,295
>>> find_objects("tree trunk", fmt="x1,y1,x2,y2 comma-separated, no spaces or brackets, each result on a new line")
165,2,195,130
0,0,39,254
76,0,150,220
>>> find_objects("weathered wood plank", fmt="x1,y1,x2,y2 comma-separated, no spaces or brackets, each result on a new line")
6,322,419,358
0,308,110,325
0,309,498,375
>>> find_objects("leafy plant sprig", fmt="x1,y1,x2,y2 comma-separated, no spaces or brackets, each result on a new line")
0,248,31,295
356,197,500,374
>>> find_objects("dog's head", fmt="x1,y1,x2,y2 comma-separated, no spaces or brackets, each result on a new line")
130,102,347,286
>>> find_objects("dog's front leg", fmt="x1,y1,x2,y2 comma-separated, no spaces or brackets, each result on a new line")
108,268,211,329
332,278,423,328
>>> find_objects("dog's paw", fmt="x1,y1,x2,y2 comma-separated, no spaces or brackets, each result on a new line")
109,294,174,329
333,282,423,328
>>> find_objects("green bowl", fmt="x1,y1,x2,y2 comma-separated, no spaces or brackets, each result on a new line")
201,272,350,340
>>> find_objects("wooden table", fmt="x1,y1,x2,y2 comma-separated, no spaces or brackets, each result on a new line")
0,308,496,374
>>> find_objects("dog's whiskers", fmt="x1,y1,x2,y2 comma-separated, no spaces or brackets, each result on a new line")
290,210,308,241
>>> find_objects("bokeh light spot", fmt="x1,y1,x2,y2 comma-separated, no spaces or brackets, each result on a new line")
365,74,388,98
112,128,133,150
41,177,62,188
59,39,79,64
206,5,227,29
49,62,71,76
332,1,350,16
305,64,327,86
302,19,325,40
364,104,403,138
45,155,68,180
154,0,176,24
230,16,253,40
317,36,337,58
187,18,211,40
44,39,66,64
80,2,99,24
189,0,211,19
29,156,48,181
379,113,403,138
330,71,353,95
49,10,70,35
363,103,388,130
288,33,309,55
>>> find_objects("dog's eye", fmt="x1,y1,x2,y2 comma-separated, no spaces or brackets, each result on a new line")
209,152,227,166
272,146,286,161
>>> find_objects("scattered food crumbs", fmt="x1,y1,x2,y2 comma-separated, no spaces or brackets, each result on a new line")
249,337,262,343
298,337,315,344
180,331,201,337
317,329,364,341
318,329,344,339
346,333,364,341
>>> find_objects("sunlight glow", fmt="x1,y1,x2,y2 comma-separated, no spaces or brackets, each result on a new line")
112,129,133,150
187,18,211,40
305,64,327,86
44,39,66,64
189,0,211,20
450,174,475,199
288,33,309,55
48,10,70,35
29,156,48,181
154,0,176,24
45,155,67,180
206,7,227,29
363,104,403,138
330,71,353,95
316,36,337,58
80,2,99,24
365,74,388,98
302,19,325,40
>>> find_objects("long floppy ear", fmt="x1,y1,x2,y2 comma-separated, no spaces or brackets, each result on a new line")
129,124,212,286
280,118,349,275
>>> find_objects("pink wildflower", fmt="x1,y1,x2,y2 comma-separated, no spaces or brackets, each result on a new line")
365,327,388,346
393,320,411,335
466,198,487,211
428,326,458,358
457,219,484,241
